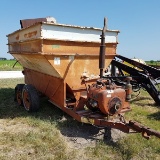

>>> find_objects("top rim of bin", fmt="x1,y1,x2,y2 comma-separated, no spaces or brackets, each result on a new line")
7,17,120,37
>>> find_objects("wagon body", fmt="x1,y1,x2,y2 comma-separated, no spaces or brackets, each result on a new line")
8,18,160,139
7,19,119,108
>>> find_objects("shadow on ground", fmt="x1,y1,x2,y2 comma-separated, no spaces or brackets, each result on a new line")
131,95,160,108
0,87,107,146
0,87,158,149
147,111,160,120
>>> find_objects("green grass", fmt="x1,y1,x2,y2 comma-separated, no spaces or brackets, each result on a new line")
145,61,160,66
0,78,160,160
0,60,23,71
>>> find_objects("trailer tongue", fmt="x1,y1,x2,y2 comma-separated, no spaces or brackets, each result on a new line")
7,17,160,140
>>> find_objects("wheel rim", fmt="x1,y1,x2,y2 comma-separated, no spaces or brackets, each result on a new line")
16,89,22,105
23,89,31,111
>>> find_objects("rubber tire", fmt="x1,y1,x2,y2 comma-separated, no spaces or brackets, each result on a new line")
22,84,39,112
14,84,25,106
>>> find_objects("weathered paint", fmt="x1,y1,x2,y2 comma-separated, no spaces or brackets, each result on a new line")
7,19,160,139
8,39,117,55
9,39,42,53
42,39,117,55
12,54,61,78
12,53,114,90
7,24,41,43
7,22,119,43
8,20,118,90
41,23,118,43
24,68,65,108
8,20,119,110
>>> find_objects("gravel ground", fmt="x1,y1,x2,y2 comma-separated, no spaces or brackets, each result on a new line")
0,71,24,79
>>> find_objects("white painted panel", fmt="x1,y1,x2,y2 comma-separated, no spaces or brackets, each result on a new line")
8,22,118,44
41,24,118,43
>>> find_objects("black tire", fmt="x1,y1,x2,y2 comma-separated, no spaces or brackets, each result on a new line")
14,84,25,106
22,84,39,112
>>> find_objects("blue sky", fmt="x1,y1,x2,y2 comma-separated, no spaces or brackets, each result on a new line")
0,0,160,60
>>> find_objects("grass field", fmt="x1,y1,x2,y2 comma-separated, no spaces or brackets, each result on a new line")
145,61,160,66
0,60,23,71
1,60,160,71
0,78,160,160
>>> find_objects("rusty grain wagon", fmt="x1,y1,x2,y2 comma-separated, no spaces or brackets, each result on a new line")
7,17,160,139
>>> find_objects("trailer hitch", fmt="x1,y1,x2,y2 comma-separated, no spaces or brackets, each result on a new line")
128,120,160,139
81,112,160,139
100,118,160,139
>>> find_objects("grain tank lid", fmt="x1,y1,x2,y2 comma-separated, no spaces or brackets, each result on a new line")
20,17,57,28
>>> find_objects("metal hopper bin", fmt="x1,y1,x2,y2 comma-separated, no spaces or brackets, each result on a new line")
7,17,160,139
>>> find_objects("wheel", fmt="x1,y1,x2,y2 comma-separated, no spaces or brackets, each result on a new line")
14,84,25,106
22,84,39,112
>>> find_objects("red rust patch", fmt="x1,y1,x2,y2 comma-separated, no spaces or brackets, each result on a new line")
16,34,19,40
24,31,37,38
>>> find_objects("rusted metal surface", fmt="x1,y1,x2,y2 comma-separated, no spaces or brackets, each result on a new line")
20,18,46,28
23,67,131,115
22,67,160,139
99,17,107,78
42,39,117,55
87,79,130,115
128,121,160,139
9,39,42,53
22,88,31,110
9,39,117,56
8,17,118,92
20,17,57,28
12,53,114,90
20,18,44,29
12,54,61,78
8,24,41,44
7,20,119,44
8,17,160,140
8,19,118,91
24,68,65,108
